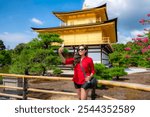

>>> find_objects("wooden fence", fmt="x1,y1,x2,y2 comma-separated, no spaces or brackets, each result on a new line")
0,73,150,100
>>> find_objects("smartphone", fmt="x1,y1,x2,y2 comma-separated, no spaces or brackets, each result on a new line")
61,43,64,48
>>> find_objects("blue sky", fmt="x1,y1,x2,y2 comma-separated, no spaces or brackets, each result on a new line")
0,0,150,49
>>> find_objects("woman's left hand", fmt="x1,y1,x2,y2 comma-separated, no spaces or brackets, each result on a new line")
85,76,91,82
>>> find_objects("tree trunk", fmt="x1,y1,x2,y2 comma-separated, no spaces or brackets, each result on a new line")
23,68,29,100
24,68,29,75
42,67,46,76
116,76,119,80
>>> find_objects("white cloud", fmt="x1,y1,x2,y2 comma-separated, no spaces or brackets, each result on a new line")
4,32,9,35
118,28,149,44
0,32,37,49
83,0,150,18
130,30,144,37
107,0,128,17
118,32,132,44
83,0,106,9
31,18,43,25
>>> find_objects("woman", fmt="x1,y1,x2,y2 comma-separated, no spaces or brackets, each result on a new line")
58,45,95,100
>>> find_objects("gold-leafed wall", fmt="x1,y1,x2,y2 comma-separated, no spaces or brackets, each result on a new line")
67,16,96,26
60,31,102,45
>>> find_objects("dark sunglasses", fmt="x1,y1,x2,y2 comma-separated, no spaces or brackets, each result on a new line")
78,48,85,51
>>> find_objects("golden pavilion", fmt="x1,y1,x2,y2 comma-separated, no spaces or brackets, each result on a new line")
32,4,117,64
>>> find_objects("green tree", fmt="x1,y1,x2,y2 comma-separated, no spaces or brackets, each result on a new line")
0,40,6,50
10,33,63,75
0,40,11,67
109,44,126,67
0,50,11,66
109,13,150,68
38,33,63,49
109,33,150,68
14,43,26,54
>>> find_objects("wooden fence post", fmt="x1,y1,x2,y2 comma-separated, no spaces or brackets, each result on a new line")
22,77,28,100
91,86,97,100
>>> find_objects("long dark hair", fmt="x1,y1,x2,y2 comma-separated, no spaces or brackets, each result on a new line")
73,45,88,67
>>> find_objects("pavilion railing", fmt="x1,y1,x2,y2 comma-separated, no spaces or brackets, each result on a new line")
102,37,111,44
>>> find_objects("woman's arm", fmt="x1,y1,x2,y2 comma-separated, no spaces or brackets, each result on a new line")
85,73,94,81
58,47,66,64
85,58,95,81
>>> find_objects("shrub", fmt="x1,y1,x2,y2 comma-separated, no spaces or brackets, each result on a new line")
107,67,127,79
94,64,127,80
53,68,63,76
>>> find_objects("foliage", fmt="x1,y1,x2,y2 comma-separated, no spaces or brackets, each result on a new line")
53,68,63,76
0,40,11,67
0,50,11,67
94,63,127,80
0,66,9,82
38,33,63,49
14,43,26,54
109,13,150,68
139,13,150,25
9,33,63,75
63,48,69,54
0,77,2,83
109,33,150,68
107,67,127,78
109,50,126,67
0,40,6,50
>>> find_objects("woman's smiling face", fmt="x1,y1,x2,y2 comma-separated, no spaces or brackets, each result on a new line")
78,46,87,56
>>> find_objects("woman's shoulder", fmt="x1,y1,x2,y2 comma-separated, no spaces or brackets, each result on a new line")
65,57,74,64
86,56,93,61
66,57,74,61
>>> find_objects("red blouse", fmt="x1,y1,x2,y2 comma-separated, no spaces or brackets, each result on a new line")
65,56,95,84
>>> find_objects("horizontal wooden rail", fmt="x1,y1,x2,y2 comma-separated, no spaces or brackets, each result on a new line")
0,73,150,92
28,88,77,96
102,95,117,100
0,73,71,81
98,80,150,92
0,85,23,90
28,97,42,100
0,92,22,99
0,85,76,96
0,92,40,100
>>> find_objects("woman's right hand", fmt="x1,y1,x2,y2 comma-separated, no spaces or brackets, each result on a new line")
58,47,64,54
58,47,66,64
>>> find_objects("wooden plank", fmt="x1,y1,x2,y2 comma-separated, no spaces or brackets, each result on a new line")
28,88,77,96
27,97,42,100
0,73,71,81
0,92,22,99
98,80,150,92
0,85,23,90
0,85,77,97
0,92,41,100
102,95,118,100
